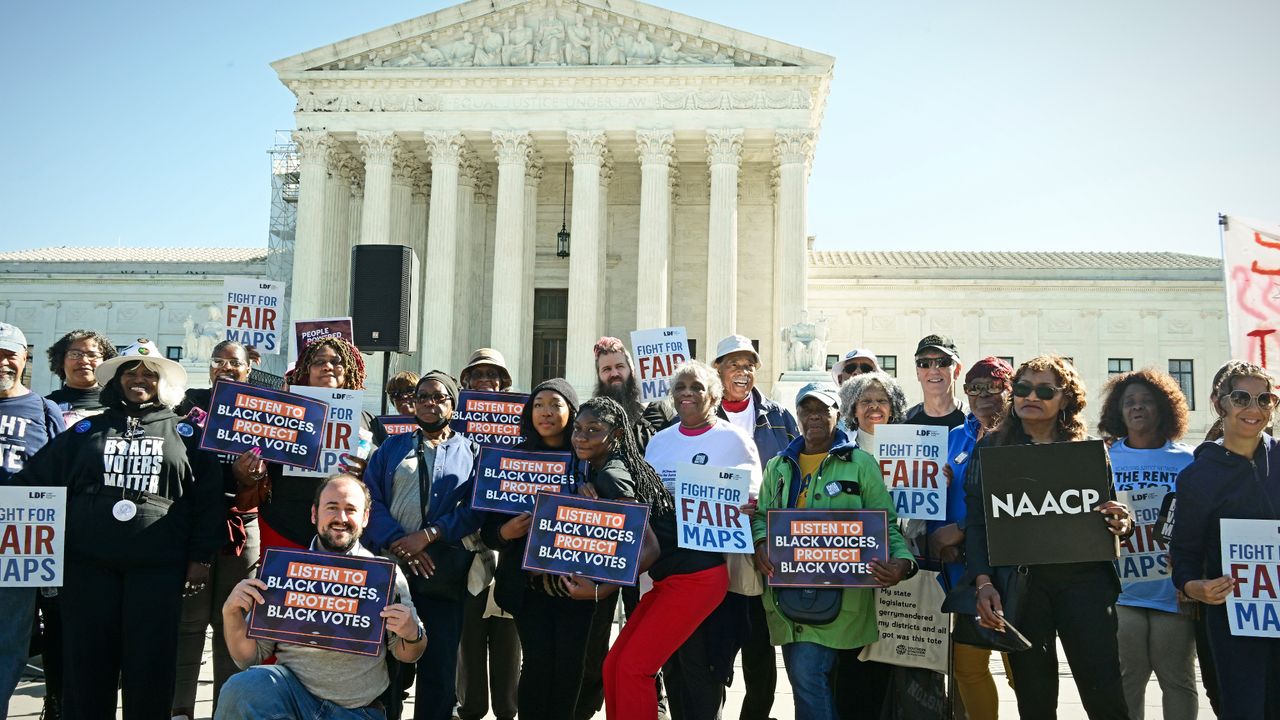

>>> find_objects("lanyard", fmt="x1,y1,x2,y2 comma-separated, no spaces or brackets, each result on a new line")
414,432,433,520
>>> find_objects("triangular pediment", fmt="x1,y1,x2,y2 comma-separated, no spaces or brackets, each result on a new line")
272,0,834,74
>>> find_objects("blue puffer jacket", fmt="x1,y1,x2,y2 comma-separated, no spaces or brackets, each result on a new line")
716,387,799,469
362,429,482,552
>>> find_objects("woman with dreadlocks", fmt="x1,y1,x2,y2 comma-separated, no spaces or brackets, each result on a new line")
565,395,727,720
249,337,378,550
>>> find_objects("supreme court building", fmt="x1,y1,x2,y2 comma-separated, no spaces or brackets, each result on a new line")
275,0,831,393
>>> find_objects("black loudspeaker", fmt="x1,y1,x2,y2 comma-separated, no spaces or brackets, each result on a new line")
350,245,419,352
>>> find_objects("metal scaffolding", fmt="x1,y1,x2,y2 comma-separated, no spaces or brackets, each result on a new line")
263,131,298,375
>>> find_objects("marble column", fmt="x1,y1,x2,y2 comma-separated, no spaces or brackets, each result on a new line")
346,167,364,264
288,130,333,324
635,129,675,330
469,169,492,355
520,151,544,389
490,130,533,384
320,147,353,317
420,130,466,373
773,129,815,363
390,152,416,248
452,152,479,371
705,129,743,349
597,153,613,334
409,167,430,357
357,131,401,246
565,130,606,395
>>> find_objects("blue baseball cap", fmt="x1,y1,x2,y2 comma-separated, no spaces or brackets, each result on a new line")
795,382,840,409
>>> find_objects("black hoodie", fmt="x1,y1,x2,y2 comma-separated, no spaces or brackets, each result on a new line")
1170,435,1280,592
19,406,224,567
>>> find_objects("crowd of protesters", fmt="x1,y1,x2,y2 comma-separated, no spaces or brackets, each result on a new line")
2,316,1276,720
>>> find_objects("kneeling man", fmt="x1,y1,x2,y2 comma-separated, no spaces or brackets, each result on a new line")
217,474,426,717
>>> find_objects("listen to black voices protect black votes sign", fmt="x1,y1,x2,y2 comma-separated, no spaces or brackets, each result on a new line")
980,440,1119,567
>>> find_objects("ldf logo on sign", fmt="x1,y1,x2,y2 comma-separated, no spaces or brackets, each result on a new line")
288,387,366,479
472,447,575,515
980,440,1117,566
0,486,65,587
248,548,396,656
1221,518,1280,638
224,277,284,354
871,424,946,521
673,462,752,553
766,509,888,588
522,494,649,586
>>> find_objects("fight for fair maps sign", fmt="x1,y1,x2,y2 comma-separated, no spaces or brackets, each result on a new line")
223,277,284,355
1221,519,1280,638
630,327,689,403
871,424,946,521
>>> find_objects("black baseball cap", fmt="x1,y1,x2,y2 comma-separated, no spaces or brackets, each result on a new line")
915,334,959,360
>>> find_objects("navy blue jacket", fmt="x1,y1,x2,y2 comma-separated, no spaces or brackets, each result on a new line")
1170,435,1280,593
363,429,482,553
716,387,799,469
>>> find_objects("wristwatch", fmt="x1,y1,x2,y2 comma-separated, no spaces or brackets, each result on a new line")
901,558,920,580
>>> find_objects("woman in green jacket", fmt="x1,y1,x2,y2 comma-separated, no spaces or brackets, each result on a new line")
750,382,916,720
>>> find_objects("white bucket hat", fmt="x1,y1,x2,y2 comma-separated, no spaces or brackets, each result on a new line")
95,338,188,390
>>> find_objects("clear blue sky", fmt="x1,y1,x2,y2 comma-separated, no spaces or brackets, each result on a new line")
3,0,1277,257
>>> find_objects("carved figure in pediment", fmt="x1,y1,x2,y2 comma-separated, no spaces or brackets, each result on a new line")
627,32,657,65
451,32,476,67
566,15,591,65
600,27,625,66
657,39,680,64
504,20,534,66
475,27,505,66
535,9,566,64
421,42,448,67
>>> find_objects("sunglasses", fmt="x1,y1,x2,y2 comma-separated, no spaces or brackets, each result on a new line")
915,357,954,370
390,391,415,401
963,382,1007,398
845,362,876,375
414,393,452,405
1226,390,1280,411
1011,382,1064,400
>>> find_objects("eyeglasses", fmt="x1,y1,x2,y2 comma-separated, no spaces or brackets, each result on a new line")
390,391,415,402
66,350,104,361
309,357,344,369
210,358,246,369
1011,382,1064,400
915,357,954,370
414,393,451,405
1226,390,1280,411
963,381,1007,398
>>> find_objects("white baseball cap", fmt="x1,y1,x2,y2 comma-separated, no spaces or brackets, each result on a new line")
0,323,27,354
713,334,760,365
96,338,188,390
831,348,879,384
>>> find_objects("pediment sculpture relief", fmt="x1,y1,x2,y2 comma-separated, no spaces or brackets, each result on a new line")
320,5,785,71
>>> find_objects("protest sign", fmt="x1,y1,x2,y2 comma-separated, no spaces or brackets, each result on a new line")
766,509,888,587
248,547,396,656
858,571,949,672
1115,489,1173,587
630,327,689,403
290,317,354,363
287,387,367,478
223,277,284,355
451,391,526,447
871,424,946,521
673,462,752,553
522,494,649,585
377,415,417,437
199,380,328,470
472,448,575,515
0,487,65,587
1221,518,1280,638
980,440,1117,566
1221,215,1280,366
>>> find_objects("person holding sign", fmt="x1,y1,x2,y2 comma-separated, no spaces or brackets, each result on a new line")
965,355,1135,719
250,337,376,551
172,339,268,718
1171,361,1280,719
364,370,484,720
645,360,760,720
480,378,593,720
0,323,65,719
18,338,223,720
1097,369,1198,720
925,355,1013,720
751,382,915,720
218,474,426,718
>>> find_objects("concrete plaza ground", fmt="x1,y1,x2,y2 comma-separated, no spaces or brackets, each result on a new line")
12,630,1217,719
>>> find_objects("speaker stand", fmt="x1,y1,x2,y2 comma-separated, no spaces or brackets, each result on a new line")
381,351,392,416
